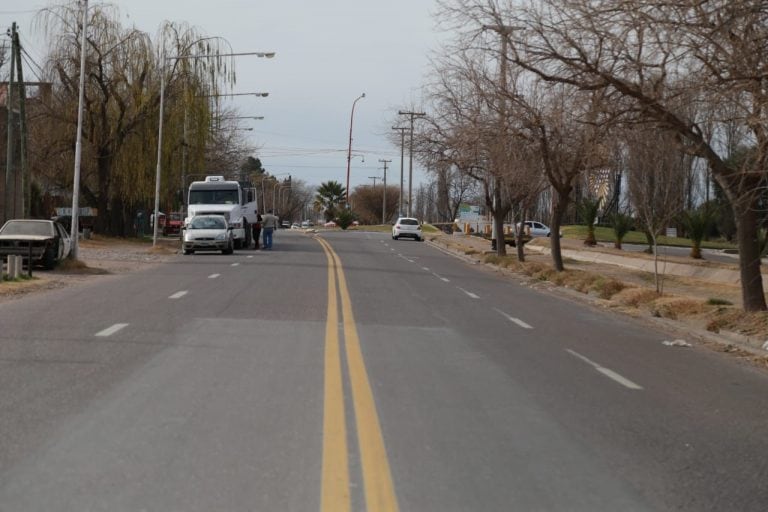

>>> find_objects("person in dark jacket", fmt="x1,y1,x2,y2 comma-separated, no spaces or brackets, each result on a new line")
252,211,263,249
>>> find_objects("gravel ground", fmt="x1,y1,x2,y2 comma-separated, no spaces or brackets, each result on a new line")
0,238,177,303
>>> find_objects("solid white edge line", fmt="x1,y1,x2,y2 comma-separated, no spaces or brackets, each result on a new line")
566,349,643,390
95,323,129,337
169,290,188,299
208,273,220,279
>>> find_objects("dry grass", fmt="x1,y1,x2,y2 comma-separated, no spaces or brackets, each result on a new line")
57,258,109,275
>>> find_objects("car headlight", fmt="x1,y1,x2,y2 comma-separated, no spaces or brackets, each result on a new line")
215,233,226,240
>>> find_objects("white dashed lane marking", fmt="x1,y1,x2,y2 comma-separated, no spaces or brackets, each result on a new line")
95,323,129,337
422,267,430,271
231,263,240,267
432,272,450,283
169,291,188,300
494,308,533,329
566,349,643,390
208,274,221,279
457,287,480,299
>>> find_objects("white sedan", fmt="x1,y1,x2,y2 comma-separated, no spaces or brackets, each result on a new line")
181,215,234,255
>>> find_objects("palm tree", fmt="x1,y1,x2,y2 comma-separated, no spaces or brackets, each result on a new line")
315,181,346,221
578,197,601,246
611,211,633,250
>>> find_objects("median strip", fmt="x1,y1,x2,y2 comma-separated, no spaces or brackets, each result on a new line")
317,236,400,512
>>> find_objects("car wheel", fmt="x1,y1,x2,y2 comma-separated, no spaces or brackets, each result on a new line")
42,246,57,270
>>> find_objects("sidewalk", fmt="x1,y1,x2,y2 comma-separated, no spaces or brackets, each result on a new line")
433,232,752,287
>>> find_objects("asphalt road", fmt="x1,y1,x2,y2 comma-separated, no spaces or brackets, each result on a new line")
0,229,766,511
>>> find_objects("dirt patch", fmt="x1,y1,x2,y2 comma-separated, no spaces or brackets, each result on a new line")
0,236,177,303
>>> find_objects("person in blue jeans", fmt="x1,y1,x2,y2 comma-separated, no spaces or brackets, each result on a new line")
261,209,278,249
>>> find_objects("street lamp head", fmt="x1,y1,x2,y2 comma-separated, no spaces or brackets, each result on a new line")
361,92,366,98
261,52,276,58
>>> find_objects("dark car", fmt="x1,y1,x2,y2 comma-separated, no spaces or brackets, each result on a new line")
0,219,72,269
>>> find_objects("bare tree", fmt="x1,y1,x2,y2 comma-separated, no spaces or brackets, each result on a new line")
34,5,237,235
625,127,688,293
439,0,768,310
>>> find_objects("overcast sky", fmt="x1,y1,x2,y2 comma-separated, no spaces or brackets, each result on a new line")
4,0,445,191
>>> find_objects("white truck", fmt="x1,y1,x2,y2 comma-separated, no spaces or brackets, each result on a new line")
186,176,259,249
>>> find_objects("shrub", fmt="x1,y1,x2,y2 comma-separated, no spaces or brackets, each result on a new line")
707,297,733,306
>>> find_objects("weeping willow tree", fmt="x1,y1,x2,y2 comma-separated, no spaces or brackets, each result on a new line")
34,3,237,235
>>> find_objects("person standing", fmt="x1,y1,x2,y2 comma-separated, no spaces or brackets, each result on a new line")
261,209,278,249
251,211,263,249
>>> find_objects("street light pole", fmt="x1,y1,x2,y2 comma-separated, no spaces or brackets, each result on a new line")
345,93,365,205
397,111,425,217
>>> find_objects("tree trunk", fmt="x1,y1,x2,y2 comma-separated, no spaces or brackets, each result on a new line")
734,204,767,311
493,208,507,257
550,191,569,271
689,243,701,259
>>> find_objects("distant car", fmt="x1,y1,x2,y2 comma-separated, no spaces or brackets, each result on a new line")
281,220,291,229
181,215,234,255
291,222,301,230
0,219,72,269
324,221,337,228
518,221,553,237
392,217,422,241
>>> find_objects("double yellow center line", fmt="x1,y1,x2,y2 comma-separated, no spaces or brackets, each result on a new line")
317,236,399,512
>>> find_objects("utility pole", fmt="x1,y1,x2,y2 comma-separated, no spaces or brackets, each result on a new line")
69,2,88,258
378,158,391,224
391,126,406,216
4,22,16,222
368,176,379,188
13,24,29,218
397,110,425,217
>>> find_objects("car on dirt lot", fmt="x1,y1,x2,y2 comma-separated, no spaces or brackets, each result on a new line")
392,217,422,241
181,215,234,255
0,219,72,269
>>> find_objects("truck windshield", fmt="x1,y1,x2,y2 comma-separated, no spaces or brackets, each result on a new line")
189,189,239,205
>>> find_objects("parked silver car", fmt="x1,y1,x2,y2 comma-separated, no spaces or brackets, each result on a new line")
181,215,234,255
0,219,72,269
519,220,554,237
